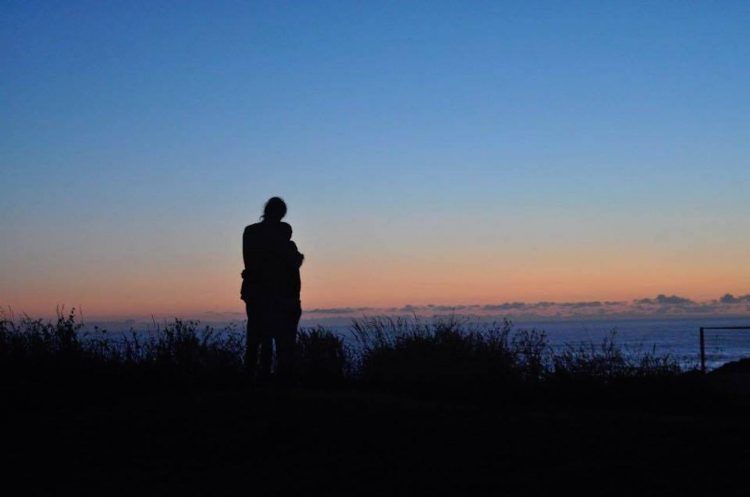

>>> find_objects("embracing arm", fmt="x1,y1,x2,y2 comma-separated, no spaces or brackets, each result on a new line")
242,225,262,279
287,241,304,268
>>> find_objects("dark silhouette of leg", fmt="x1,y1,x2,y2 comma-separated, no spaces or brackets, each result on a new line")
275,332,296,383
244,340,259,377
244,302,258,377
244,302,262,378
275,303,301,384
258,336,273,380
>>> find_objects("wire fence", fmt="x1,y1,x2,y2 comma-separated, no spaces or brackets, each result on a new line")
699,326,750,372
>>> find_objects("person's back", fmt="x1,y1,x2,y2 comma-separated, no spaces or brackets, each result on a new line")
283,239,303,300
241,220,295,302
241,197,303,383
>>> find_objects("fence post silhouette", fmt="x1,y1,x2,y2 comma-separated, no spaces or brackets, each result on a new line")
699,326,750,373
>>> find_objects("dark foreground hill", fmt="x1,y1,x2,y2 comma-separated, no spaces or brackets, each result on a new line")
4,378,750,497
2,312,750,496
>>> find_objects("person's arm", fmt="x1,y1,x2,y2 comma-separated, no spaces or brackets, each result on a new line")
287,241,304,268
241,227,248,266
242,226,262,277
242,227,250,278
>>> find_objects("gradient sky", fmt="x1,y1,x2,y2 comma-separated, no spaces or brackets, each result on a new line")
2,1,749,318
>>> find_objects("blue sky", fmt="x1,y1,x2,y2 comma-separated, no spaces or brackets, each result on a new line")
1,1,749,317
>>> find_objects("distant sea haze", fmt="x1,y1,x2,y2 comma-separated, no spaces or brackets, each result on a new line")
86,293,750,326
79,316,750,372
298,293,750,321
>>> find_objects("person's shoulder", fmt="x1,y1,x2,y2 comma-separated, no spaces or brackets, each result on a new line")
244,222,263,233
278,221,292,239
287,241,304,266
243,223,263,243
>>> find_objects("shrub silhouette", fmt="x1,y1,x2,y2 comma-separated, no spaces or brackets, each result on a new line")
550,331,682,382
296,327,350,385
352,317,523,388
0,309,683,393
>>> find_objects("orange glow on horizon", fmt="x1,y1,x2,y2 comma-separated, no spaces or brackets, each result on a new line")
5,245,748,320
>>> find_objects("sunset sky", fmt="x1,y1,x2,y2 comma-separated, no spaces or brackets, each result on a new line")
2,1,749,319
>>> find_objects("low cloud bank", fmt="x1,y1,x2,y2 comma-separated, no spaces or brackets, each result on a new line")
297,293,750,322
17,294,746,331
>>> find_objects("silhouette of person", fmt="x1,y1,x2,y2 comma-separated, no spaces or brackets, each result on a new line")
241,197,304,382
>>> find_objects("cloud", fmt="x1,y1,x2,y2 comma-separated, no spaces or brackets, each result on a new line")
559,301,604,308
535,302,556,308
428,305,476,312
305,307,373,315
299,293,750,321
635,294,694,305
482,302,526,311
203,311,245,317
719,294,750,304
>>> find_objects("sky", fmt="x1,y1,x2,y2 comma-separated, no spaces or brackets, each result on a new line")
1,1,749,319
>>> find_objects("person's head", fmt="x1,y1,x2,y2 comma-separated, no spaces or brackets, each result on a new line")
262,196,287,222
279,222,292,240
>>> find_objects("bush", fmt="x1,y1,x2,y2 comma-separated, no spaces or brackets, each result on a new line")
0,307,86,369
0,309,245,386
550,331,682,382
0,310,683,393
351,316,547,390
296,327,350,385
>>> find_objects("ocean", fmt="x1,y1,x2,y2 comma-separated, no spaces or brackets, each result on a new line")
493,316,750,370
88,315,750,371
308,315,750,370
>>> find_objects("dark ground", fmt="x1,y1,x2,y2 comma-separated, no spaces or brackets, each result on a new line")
3,375,750,497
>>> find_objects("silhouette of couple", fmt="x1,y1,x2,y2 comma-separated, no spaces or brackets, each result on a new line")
241,197,303,381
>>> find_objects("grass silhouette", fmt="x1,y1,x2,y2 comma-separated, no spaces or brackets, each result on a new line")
3,308,749,496
1,308,683,393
